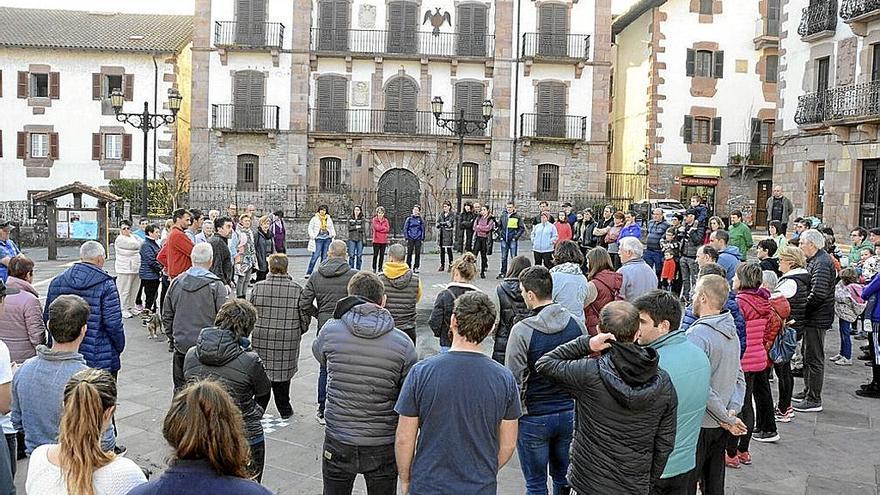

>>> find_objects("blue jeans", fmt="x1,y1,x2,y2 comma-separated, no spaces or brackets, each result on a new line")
839,319,853,359
516,410,574,495
307,237,331,275
347,240,363,270
644,249,664,281
500,238,518,276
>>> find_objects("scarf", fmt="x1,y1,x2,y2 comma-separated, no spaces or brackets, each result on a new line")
318,213,328,231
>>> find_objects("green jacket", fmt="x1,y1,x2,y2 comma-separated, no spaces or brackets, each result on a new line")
649,330,711,478
728,222,753,261
849,239,874,266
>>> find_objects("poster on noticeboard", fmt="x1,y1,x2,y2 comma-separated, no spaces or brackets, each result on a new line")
68,210,98,240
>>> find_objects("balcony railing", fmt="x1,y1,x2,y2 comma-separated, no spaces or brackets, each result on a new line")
728,142,773,167
522,33,590,60
840,0,880,21
310,29,495,57
794,80,880,125
309,108,490,136
215,21,285,49
212,104,280,132
520,113,586,140
797,0,837,39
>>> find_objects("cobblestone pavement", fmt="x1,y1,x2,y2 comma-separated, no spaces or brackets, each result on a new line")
11,244,880,494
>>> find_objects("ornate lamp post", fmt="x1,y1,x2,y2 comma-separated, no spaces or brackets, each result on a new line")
431,97,493,214
110,88,182,217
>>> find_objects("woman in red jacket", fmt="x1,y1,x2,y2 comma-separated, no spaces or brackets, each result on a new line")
727,262,782,468
554,212,572,246
371,206,391,273
583,247,622,336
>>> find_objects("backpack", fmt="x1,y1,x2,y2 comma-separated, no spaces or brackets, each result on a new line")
768,294,796,363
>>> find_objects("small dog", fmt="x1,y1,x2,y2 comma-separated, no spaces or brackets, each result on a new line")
146,312,162,340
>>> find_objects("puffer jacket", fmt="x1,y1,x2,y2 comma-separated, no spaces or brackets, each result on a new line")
138,238,162,281
429,282,479,347
531,222,558,253
717,246,741,283
371,216,390,244
0,276,47,362
736,288,778,372
805,249,836,330
681,291,747,356
494,278,530,364
403,215,425,241
778,268,810,328
301,257,356,331
162,267,228,354
113,234,142,275
646,220,669,251
585,270,623,335
551,263,588,325
861,272,880,322
379,262,422,339
681,222,705,258
253,228,274,273
44,263,125,371
537,339,677,494
184,327,271,442
312,296,417,446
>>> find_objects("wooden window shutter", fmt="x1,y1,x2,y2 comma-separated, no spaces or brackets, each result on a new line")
711,117,722,145
48,132,59,159
92,133,102,160
16,132,26,159
0,130,3,157
124,74,134,101
0,71,3,98
686,49,695,77
49,72,60,99
122,134,132,161
683,115,694,144
750,118,762,144
92,73,102,100
17,71,27,98
713,51,724,79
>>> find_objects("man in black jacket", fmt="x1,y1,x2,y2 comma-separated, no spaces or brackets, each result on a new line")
536,301,678,494
793,229,835,413
208,216,234,289
497,202,524,279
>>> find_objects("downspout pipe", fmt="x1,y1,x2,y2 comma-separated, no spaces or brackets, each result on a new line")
509,0,522,201
153,55,159,180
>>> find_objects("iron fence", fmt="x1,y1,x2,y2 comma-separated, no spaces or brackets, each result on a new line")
0,201,38,226
212,104,280,132
797,0,837,38
522,32,590,60
840,0,880,20
520,113,586,140
214,21,285,49
727,142,773,167
310,28,495,57
795,80,880,125
606,172,648,208
310,109,481,136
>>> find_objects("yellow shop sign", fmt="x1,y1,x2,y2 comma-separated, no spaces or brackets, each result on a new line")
682,166,721,178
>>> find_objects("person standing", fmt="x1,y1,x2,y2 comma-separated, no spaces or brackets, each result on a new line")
138,225,163,316
679,263,747,341
436,202,456,272
183,299,271,482
0,221,22,283
0,281,17,492
271,210,287,254
403,205,426,274
679,210,706,302
531,212,558,269
307,205,336,277
709,230,742,284
254,215,274,283
505,266,584,494
497,202,524,279
619,211,642,241
617,237,659,302
554,212,572,246
114,220,143,319
793,230,835,413
849,227,872,268
563,202,577,226
157,208,194,279
227,204,239,229
162,243,227,393
645,208,670,280
757,239,780,276
250,254,308,420
208,217,235,290
832,268,864,367
766,186,794,231
429,254,480,353
532,201,555,228
633,290,711,494
372,207,391,273
185,209,204,244
684,274,747,495
584,247,623,337
234,214,256,298
473,205,495,279
728,211,753,262
535,301,678,494
457,202,476,253
494,255,532,364
0,256,47,363
549,241,588,325
595,211,624,268
773,247,810,420
574,209,598,262
347,206,366,270
194,220,213,244
314,272,417,495
301,240,356,424
132,217,148,240
769,221,788,255
395,291,520,495
380,244,422,345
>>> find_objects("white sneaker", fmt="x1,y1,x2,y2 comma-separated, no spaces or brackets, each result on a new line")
121,310,133,319
834,357,852,366
829,354,842,362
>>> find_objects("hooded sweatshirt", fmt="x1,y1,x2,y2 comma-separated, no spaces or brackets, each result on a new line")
717,246,742,283
685,311,746,428
162,267,228,354
313,296,417,446
550,263,588,325
380,262,423,335
505,303,584,416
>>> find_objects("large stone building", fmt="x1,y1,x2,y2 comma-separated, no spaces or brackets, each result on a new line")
611,0,781,226
189,0,611,233
0,7,192,207
774,0,880,234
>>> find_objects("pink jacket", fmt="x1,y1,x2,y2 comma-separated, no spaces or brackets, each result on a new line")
0,276,47,362
736,288,776,372
372,217,390,244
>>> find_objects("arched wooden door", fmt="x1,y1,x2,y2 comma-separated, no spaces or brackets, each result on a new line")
377,168,421,237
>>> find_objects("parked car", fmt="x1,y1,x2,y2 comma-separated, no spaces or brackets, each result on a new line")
630,199,686,225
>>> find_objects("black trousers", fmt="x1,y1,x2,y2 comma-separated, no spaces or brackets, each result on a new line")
774,360,794,411
533,251,553,269
4,433,16,477
141,279,160,313
439,247,453,268
753,368,777,434
688,427,728,495
802,326,827,402
322,435,397,495
406,240,422,270
135,280,143,306
652,469,692,495
172,350,187,393
727,371,755,456
159,277,170,312
473,237,490,275
372,243,387,272
458,229,474,253
256,380,293,418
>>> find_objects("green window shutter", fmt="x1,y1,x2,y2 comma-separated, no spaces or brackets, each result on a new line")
713,50,724,79
712,117,722,145
683,115,693,144
686,49,695,77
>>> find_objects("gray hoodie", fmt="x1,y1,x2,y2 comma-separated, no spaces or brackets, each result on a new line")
685,311,746,428
162,267,228,354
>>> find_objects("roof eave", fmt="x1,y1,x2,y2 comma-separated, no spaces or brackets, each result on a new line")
0,43,183,54
612,0,668,40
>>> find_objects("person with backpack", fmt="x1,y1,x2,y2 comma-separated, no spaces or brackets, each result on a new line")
429,254,480,353
583,247,622,337
494,256,532,365
832,268,866,367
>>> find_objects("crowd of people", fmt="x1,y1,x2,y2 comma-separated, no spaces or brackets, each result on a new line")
0,184,877,495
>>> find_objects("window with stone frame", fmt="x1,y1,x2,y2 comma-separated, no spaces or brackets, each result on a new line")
537,164,560,202
237,154,259,191
104,134,123,160
92,132,131,162
686,49,724,78
766,55,779,83
30,133,48,158
92,72,134,101
699,0,713,15
683,115,722,145
17,70,59,100
693,118,711,144
320,157,342,192
17,130,58,160
695,50,713,77
31,73,49,98
460,162,479,197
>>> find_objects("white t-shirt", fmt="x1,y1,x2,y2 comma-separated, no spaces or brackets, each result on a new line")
0,341,13,435
25,444,147,495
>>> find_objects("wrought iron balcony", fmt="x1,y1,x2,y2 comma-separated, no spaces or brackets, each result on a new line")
214,21,284,49
522,33,591,60
794,80,880,125
520,113,586,140
797,0,837,40
309,108,489,136
310,29,495,58
841,0,880,21
728,142,773,168
212,104,280,132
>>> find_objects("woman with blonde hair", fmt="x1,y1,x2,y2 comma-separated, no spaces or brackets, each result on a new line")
429,253,480,352
126,381,274,495
234,214,257,298
26,369,146,494
773,246,810,423
253,215,274,283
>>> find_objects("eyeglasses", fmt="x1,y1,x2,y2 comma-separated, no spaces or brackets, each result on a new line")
121,227,130,231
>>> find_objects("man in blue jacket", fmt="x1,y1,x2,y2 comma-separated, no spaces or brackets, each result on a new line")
645,208,670,281
497,202,525,279
403,205,425,274
709,230,741,284
634,290,711,493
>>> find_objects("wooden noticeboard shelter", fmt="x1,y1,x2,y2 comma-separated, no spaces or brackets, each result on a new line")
33,182,121,261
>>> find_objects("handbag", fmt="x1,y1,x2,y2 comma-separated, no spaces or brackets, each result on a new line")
770,324,797,364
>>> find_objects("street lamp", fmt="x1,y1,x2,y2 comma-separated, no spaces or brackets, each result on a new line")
431,96,493,215
110,88,182,217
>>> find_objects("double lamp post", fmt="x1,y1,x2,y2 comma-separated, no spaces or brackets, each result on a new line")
110,88,182,217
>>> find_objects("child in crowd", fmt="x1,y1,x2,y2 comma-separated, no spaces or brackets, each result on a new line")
857,247,879,283
659,227,680,292
833,268,866,366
